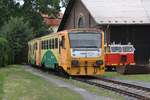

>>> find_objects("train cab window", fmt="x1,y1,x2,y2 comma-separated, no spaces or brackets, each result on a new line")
55,38,58,49
111,46,122,53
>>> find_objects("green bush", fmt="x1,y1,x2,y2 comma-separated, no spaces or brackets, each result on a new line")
0,37,10,67
0,17,33,64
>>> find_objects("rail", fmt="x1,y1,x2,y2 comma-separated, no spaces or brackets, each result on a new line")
74,77,150,100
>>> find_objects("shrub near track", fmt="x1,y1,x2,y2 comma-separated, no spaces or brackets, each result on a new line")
0,37,9,67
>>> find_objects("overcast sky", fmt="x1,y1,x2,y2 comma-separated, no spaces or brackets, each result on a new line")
61,7,65,13
15,0,65,13
15,0,24,5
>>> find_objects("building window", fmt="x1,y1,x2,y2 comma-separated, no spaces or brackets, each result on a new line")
78,14,85,28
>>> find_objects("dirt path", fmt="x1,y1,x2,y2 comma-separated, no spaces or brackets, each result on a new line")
23,65,113,100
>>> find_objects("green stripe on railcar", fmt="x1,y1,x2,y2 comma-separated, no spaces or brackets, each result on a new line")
41,50,58,69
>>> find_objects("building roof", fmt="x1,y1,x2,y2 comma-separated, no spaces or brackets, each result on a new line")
42,13,63,27
82,0,150,24
44,18,61,26
58,0,150,31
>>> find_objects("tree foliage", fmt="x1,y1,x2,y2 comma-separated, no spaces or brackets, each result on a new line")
0,0,61,65
0,37,9,67
0,0,17,27
21,0,60,35
0,0,61,36
0,17,33,64
61,0,70,8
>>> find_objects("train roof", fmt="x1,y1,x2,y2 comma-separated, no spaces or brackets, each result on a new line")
105,44,134,47
28,28,103,43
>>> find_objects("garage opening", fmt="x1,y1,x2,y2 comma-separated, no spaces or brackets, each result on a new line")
110,25,150,64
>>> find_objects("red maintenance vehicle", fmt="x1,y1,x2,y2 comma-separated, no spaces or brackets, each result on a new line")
105,43,135,72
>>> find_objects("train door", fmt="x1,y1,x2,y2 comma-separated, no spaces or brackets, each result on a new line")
105,46,111,65
59,34,68,69
35,40,41,66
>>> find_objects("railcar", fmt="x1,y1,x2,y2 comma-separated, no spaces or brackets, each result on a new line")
28,29,105,76
105,43,135,71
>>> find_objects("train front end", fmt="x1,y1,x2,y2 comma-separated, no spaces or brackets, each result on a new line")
66,29,105,76
121,45,135,65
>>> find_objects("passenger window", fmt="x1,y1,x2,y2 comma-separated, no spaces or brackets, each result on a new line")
46,40,48,49
35,43,37,50
44,41,46,49
55,38,58,49
52,39,55,49
49,40,51,49
50,39,52,49
43,41,45,49
61,36,65,49
42,41,44,50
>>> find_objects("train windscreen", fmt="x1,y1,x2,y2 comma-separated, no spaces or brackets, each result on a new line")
69,32,102,48
111,46,122,52
122,46,134,52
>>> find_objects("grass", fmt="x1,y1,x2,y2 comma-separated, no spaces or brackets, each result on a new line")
104,72,150,82
0,74,4,99
2,65,149,100
0,65,83,100
63,78,126,100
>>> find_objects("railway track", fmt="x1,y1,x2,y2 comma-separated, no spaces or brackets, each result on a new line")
29,65,150,99
74,77,150,100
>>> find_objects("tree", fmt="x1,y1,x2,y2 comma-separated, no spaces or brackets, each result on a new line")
0,37,9,67
0,0,61,37
0,0,18,27
0,17,33,64
20,0,60,36
0,0,61,65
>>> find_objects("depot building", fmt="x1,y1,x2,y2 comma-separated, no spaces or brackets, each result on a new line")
58,0,150,64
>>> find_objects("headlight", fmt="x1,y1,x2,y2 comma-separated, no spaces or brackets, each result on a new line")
71,60,79,67
96,60,103,66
